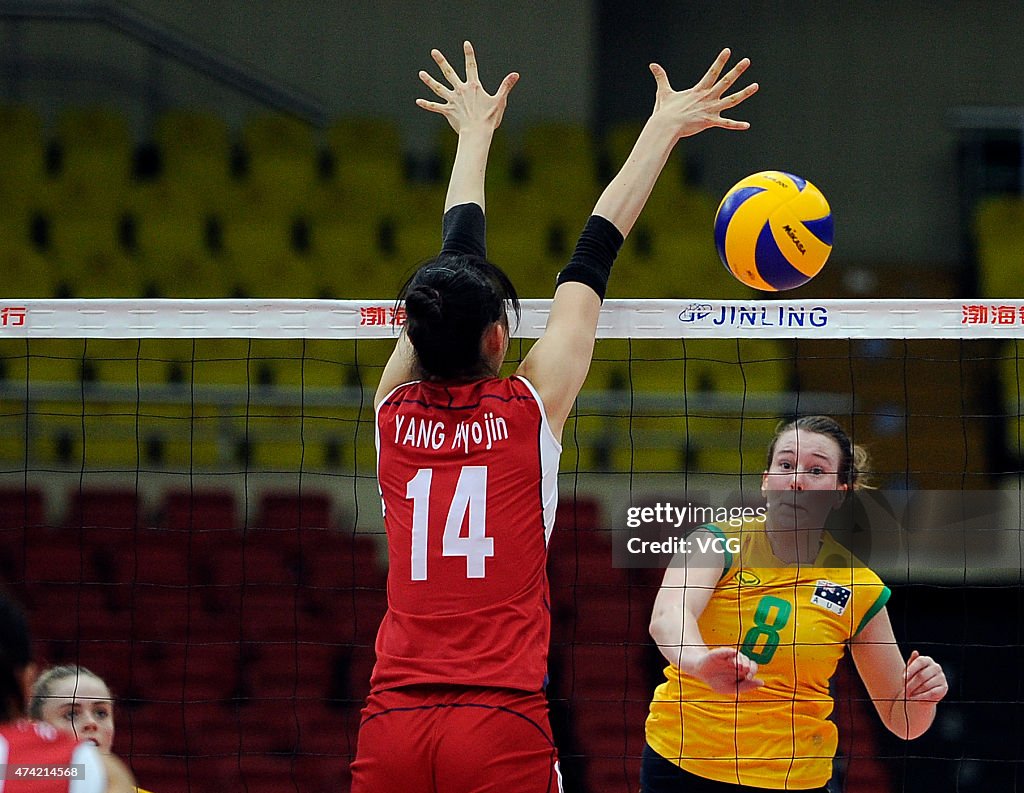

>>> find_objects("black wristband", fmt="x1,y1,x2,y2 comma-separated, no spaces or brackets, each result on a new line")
556,215,624,301
441,202,487,258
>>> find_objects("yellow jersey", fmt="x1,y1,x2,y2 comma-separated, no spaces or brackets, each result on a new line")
646,521,890,789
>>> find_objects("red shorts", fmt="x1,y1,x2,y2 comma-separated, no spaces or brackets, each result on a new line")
350,685,562,793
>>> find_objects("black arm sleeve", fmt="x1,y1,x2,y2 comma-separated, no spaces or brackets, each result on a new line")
440,202,487,258
555,215,624,301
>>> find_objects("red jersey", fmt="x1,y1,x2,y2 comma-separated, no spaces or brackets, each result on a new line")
0,720,104,793
372,376,561,693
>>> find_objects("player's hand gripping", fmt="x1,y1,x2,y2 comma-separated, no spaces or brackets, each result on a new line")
648,48,758,140
902,650,948,703
693,646,765,695
416,40,519,135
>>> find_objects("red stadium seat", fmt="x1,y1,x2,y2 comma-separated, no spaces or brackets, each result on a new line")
23,540,90,585
125,699,189,756
238,527,302,584
237,699,300,754
159,487,238,530
255,491,333,530
344,643,377,708
555,495,603,530
65,487,140,529
238,583,303,643
0,486,46,528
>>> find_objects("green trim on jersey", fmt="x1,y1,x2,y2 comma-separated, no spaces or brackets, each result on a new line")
854,585,891,635
699,523,733,580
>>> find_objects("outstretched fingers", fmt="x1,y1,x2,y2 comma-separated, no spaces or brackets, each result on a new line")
649,62,673,93
695,48,733,91
712,56,752,95
719,81,760,110
495,71,520,102
419,69,452,100
463,40,479,83
431,47,462,87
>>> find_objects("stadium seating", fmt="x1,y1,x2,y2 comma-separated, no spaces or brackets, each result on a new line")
974,194,1024,298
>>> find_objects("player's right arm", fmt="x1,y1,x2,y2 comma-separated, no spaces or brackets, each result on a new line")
517,49,758,437
374,41,518,409
649,527,763,694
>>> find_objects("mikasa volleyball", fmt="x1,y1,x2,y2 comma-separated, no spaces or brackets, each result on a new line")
714,170,833,291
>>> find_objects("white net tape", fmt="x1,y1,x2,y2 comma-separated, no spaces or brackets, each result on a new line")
2,298,1023,339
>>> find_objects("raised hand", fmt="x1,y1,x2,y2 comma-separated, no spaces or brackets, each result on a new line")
903,650,948,703
416,40,519,135
648,48,758,139
693,646,765,695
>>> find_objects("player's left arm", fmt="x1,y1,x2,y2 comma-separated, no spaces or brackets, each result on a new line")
850,605,948,740
518,50,758,436
374,42,518,409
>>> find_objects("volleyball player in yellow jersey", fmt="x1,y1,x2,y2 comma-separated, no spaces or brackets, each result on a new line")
644,415,948,792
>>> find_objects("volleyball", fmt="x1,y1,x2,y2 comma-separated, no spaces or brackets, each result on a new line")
713,170,833,291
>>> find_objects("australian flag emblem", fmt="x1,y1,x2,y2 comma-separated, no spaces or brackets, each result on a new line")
811,580,851,616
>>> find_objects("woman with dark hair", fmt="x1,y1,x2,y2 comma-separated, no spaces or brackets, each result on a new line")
351,40,758,793
644,416,948,792
0,593,107,792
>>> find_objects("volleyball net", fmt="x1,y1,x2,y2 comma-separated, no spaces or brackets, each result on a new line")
0,297,1021,793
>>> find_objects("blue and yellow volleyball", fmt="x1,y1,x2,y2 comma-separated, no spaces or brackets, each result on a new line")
713,171,833,291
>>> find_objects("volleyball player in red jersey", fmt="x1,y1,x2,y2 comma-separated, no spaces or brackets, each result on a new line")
0,594,107,793
350,41,758,792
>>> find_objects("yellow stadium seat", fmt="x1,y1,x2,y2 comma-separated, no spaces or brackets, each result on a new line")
0,105,47,212
17,339,85,384
136,400,223,470
301,339,361,390
520,122,599,194
135,339,195,385
143,110,243,216
582,339,631,395
565,410,629,472
247,339,305,387
241,113,320,215
132,210,229,298
679,338,789,394
0,339,28,384
191,339,252,386
220,219,317,297
309,219,391,298
486,224,566,292
53,107,134,214
48,215,142,297
604,121,645,170
329,117,403,161
435,124,514,190
80,339,141,386
648,227,753,300
328,117,405,190
0,240,62,298
974,195,1024,298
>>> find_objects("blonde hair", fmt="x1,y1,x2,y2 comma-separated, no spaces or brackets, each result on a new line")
28,665,107,720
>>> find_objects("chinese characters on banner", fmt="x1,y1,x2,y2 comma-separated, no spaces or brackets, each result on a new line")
961,304,1024,325
359,306,406,327
0,307,26,327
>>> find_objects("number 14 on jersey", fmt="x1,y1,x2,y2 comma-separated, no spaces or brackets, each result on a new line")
406,466,494,581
